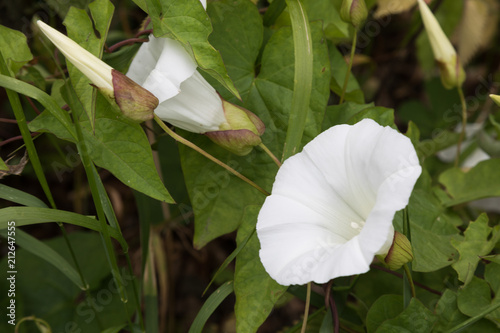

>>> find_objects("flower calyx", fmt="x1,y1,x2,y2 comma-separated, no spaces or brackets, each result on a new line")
340,0,368,28
205,100,265,156
382,231,414,271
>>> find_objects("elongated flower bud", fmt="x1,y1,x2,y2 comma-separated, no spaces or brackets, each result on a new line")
37,20,158,122
417,0,466,89
205,100,265,156
340,0,368,28
490,94,500,107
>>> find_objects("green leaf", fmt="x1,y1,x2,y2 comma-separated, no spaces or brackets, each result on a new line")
0,184,47,208
81,95,173,203
0,228,84,289
179,21,330,248
322,101,374,130
188,281,234,333
0,232,136,332
375,298,437,332
0,74,76,139
451,214,500,285
366,295,404,333
63,0,114,125
439,159,500,206
43,0,94,18
234,206,287,333
395,187,461,272
0,157,7,171
0,24,33,75
274,0,350,41
457,276,500,322
206,0,263,101
145,0,240,98
329,41,364,104
0,206,123,243
433,289,470,332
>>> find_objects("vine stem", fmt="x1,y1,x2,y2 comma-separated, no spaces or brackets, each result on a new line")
339,29,358,105
154,115,270,196
403,264,416,298
259,143,281,167
300,282,312,333
455,86,467,166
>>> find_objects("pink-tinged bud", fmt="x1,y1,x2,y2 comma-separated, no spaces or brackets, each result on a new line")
205,100,265,156
383,231,414,271
37,20,157,122
340,0,368,28
112,70,158,122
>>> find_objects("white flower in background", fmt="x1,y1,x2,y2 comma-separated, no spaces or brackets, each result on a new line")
256,119,422,285
437,123,489,168
417,0,465,89
37,20,158,122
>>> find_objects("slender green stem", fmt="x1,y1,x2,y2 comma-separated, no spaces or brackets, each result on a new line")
300,282,312,333
155,116,269,196
445,300,500,333
455,87,467,166
259,143,282,167
339,30,358,105
403,264,416,298
64,83,133,331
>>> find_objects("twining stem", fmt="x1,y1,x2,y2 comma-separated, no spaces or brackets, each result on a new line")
154,116,270,196
300,282,312,333
455,87,467,166
403,264,416,298
259,143,282,167
339,29,358,105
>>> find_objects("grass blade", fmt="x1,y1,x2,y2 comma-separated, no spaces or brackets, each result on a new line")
281,0,313,161
188,281,234,333
0,228,85,289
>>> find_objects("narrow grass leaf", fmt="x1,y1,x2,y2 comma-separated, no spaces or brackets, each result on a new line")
188,281,234,333
0,184,48,208
0,228,84,289
282,0,314,160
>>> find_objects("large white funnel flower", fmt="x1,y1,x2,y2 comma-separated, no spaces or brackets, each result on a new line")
127,35,226,133
256,119,422,285
417,0,465,89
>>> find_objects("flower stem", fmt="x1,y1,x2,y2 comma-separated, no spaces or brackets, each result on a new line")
403,263,416,299
455,86,467,166
300,282,312,333
339,29,358,105
154,116,270,196
259,143,282,167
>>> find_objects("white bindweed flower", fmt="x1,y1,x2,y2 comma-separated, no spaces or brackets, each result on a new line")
127,35,265,155
417,0,465,89
127,35,226,133
256,119,422,285
37,20,158,122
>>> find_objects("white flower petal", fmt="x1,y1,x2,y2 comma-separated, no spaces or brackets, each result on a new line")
154,71,226,133
37,21,113,91
257,118,422,285
127,36,197,103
